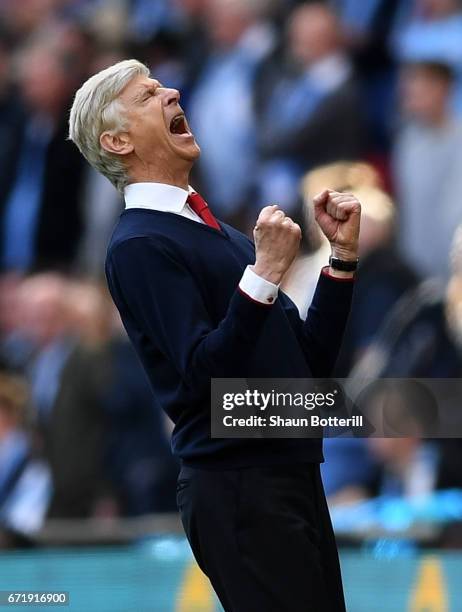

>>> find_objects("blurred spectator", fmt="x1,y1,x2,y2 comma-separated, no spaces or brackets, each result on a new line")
103,317,179,516
188,0,276,226
129,1,211,106
0,274,34,372
173,0,211,97
435,226,462,492
349,224,462,497
66,280,179,514
368,438,439,498
393,0,462,112
0,29,24,235
350,223,462,380
351,279,461,380
16,274,113,519
332,0,405,155
0,24,88,273
356,374,442,500
321,437,381,505
0,372,51,546
13,273,178,518
282,161,418,502
284,162,417,364
76,168,123,278
335,183,418,374
393,60,462,280
0,0,63,42
86,1,128,47
256,2,366,213
283,162,416,505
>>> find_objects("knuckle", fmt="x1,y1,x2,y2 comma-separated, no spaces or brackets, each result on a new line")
259,206,274,217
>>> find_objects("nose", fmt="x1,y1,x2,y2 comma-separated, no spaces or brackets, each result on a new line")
161,87,180,106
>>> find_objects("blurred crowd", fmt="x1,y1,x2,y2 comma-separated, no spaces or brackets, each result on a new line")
2,0,462,546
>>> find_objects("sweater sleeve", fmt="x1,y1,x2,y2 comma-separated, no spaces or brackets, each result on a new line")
106,237,274,395
281,268,355,377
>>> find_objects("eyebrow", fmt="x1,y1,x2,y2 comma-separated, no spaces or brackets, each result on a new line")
133,81,162,102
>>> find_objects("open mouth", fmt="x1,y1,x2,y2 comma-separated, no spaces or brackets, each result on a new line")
169,113,190,136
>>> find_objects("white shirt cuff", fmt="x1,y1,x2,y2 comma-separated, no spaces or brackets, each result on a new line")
238,265,279,305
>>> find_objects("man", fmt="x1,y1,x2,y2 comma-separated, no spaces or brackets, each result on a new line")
256,2,365,212
393,60,462,280
0,372,51,545
393,0,462,112
188,0,275,224
69,59,361,611
0,26,88,273
15,274,109,519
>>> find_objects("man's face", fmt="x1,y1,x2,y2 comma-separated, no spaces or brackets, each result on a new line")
288,7,339,68
400,67,450,123
20,47,71,115
118,74,200,168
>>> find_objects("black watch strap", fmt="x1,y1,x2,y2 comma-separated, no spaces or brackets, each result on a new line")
329,256,359,272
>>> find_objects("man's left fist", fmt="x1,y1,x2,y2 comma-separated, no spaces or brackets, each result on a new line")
313,189,361,260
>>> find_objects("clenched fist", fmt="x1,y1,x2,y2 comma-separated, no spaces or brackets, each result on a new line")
313,189,361,261
252,205,301,285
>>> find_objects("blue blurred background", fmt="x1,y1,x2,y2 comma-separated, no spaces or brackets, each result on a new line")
1,0,462,609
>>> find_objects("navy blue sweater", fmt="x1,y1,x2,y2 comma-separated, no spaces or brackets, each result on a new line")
105,209,354,468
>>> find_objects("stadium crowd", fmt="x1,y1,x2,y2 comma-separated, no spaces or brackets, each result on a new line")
1,0,462,547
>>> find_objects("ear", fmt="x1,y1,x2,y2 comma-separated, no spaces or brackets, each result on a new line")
100,131,134,157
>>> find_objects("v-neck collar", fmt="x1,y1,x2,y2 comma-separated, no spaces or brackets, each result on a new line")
121,207,230,240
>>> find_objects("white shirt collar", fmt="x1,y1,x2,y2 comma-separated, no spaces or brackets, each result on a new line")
124,182,194,212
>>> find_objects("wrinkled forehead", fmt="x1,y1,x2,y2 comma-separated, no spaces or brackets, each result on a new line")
118,74,161,105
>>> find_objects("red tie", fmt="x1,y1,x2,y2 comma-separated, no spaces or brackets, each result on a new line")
187,192,221,231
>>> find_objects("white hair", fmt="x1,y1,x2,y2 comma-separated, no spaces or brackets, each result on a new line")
68,59,150,192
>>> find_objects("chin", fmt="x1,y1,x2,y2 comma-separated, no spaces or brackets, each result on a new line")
180,141,201,162
190,143,201,159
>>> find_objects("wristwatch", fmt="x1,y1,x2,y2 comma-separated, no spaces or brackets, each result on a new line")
328,256,359,272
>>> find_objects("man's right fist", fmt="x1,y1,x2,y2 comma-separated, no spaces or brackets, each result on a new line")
252,205,301,285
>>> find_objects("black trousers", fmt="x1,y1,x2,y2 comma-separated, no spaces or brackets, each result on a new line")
177,462,346,612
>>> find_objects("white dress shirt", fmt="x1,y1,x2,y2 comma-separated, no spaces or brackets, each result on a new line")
124,182,279,304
